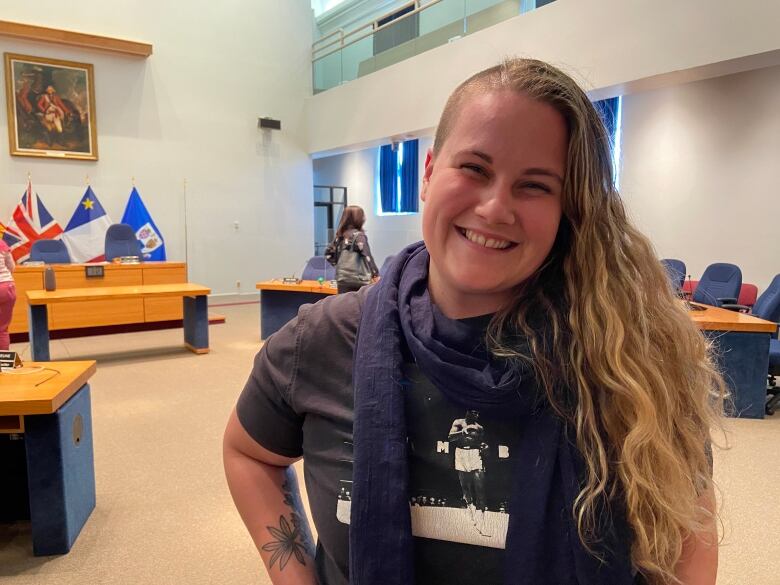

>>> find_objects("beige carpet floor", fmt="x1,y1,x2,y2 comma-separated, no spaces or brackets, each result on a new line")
0,302,777,584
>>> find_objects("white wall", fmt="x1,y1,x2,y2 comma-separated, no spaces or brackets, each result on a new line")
0,0,314,295
312,136,430,264
620,64,780,292
306,0,780,156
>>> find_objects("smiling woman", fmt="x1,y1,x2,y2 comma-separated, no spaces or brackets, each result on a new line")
225,58,724,585
421,90,566,319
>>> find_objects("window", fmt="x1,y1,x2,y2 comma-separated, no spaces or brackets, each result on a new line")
593,96,623,188
377,139,419,214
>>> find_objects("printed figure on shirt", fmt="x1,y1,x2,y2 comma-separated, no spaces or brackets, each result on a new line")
448,410,491,536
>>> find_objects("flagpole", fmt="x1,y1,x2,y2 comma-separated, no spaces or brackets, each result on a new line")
183,178,189,269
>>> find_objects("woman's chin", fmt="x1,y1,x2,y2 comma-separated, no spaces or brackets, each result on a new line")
443,275,516,302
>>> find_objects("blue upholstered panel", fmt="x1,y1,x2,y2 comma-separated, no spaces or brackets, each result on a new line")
24,384,95,555
28,304,50,361
705,331,770,419
260,289,331,340
183,295,209,350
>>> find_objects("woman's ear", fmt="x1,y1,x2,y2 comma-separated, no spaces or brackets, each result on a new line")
421,149,434,202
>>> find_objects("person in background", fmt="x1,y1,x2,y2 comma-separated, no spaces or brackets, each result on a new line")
324,205,379,294
224,58,723,585
0,240,16,350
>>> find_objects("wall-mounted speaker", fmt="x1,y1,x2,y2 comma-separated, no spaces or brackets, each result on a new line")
258,117,281,130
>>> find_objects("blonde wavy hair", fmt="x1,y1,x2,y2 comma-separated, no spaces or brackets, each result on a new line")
434,59,726,583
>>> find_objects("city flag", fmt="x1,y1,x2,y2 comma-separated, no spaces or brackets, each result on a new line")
3,181,64,262
120,187,166,261
62,186,113,263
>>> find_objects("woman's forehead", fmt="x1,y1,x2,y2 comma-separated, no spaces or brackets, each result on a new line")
439,92,568,166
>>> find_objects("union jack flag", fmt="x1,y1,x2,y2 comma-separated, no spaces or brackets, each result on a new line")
3,181,64,263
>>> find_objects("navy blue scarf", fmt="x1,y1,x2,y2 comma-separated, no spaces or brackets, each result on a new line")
350,242,635,585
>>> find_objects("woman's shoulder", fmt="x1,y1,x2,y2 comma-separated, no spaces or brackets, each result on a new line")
297,284,370,346
0,240,10,253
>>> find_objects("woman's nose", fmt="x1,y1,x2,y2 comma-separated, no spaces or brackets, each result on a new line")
473,183,516,225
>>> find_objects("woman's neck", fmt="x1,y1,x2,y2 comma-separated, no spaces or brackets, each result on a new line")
427,265,511,320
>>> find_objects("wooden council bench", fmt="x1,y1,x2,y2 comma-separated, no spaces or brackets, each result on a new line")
26,283,211,361
0,360,97,555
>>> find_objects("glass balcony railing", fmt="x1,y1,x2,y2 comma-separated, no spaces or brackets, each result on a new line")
312,0,548,94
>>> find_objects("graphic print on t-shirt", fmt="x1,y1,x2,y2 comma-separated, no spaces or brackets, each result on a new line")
335,440,352,526
335,363,518,551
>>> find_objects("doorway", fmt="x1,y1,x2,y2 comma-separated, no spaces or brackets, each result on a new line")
313,185,347,256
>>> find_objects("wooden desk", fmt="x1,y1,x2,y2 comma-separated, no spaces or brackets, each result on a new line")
256,280,337,339
688,302,778,418
0,361,97,555
27,283,211,361
11,262,188,334
688,303,777,333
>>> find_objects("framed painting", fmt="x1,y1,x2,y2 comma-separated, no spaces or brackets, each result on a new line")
4,53,98,160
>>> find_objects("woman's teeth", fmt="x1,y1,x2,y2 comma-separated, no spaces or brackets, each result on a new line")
462,228,512,249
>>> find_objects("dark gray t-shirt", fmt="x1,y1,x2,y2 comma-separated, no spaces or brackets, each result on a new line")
237,287,522,585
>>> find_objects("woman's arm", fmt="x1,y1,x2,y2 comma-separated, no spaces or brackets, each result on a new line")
674,489,718,585
324,238,340,267
4,250,14,273
355,232,379,277
223,408,317,585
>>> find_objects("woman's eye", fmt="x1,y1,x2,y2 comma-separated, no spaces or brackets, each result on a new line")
521,182,551,193
461,164,486,176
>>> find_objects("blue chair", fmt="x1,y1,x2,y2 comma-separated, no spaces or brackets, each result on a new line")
691,263,742,307
105,224,142,261
301,256,335,281
30,239,71,264
754,275,780,415
660,258,686,293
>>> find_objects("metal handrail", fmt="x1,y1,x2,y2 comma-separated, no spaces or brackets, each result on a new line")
312,28,344,57
311,32,346,57
312,0,445,62
313,28,343,48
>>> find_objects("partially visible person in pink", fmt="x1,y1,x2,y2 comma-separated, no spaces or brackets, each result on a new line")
0,240,16,350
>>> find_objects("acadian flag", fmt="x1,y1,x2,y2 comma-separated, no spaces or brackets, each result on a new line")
62,186,113,263
3,181,64,262
120,187,166,261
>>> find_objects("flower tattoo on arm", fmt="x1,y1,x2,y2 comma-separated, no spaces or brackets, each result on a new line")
261,469,315,571
261,514,309,570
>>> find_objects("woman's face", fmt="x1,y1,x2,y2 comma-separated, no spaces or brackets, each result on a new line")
421,90,567,318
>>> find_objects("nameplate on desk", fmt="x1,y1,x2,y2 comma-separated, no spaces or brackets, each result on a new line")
85,265,105,278
0,351,23,370
114,256,141,264
282,277,301,284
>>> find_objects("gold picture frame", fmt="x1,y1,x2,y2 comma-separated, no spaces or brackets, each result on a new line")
4,53,98,160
